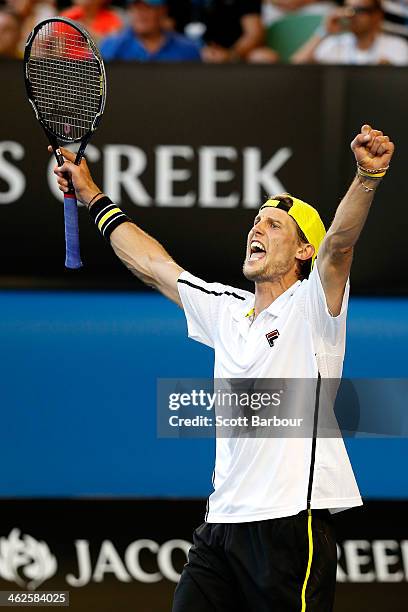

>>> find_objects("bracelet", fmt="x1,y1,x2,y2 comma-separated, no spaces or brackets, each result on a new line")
88,196,131,241
357,173,376,193
87,192,103,208
357,164,389,173
357,163,389,179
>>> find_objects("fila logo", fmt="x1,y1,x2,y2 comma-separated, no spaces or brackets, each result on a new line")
266,329,279,347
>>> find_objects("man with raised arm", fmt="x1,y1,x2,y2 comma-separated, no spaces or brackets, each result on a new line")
292,0,408,65
52,124,394,611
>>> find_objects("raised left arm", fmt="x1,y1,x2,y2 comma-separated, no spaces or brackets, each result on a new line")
317,124,395,316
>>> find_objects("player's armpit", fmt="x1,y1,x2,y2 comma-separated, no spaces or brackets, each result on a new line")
150,259,185,308
316,243,353,317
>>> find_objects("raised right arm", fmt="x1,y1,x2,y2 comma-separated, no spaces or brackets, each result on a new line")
52,146,184,307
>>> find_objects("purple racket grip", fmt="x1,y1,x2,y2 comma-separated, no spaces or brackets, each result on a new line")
63,193,83,269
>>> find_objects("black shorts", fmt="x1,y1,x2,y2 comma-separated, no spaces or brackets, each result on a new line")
172,510,337,612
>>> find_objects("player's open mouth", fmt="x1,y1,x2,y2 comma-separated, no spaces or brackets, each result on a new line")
249,240,266,261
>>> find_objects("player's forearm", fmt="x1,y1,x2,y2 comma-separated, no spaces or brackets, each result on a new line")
322,175,379,256
52,155,184,302
85,191,181,293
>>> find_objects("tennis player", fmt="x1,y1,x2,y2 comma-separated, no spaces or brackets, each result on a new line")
52,124,394,611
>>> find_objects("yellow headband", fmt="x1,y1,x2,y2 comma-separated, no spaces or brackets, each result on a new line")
259,195,326,268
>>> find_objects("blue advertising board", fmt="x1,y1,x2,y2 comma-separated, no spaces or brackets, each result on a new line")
0,291,407,498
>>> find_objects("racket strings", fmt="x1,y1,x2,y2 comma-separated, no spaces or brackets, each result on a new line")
27,21,102,141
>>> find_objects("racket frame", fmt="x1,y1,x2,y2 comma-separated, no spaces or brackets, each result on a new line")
23,17,107,268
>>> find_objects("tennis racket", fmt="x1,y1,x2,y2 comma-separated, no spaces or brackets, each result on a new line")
24,17,107,269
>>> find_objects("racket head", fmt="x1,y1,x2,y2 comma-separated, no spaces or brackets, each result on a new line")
23,17,106,144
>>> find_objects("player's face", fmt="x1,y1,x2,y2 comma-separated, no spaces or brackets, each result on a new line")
243,208,304,283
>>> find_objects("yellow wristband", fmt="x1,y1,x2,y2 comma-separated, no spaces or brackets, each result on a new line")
357,169,386,179
357,163,389,179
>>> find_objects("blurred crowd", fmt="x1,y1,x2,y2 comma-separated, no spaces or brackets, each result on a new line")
1,0,408,64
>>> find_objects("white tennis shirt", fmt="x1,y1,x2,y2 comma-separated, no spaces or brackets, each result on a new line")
177,264,362,523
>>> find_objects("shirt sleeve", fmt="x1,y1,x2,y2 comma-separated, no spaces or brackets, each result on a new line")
177,271,247,348
297,262,349,351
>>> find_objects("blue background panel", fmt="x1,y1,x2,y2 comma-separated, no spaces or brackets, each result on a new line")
0,291,407,499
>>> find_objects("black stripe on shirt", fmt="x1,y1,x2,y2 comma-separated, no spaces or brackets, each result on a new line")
178,278,246,301
205,469,216,522
307,373,321,509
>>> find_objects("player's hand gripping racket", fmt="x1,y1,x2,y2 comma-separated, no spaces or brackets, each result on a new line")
24,17,107,269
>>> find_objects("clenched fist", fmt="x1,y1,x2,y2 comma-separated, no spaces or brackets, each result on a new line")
351,124,394,172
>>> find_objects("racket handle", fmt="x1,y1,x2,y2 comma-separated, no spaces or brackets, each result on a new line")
64,193,83,269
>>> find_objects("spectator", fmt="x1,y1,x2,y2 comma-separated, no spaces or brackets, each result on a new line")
100,0,201,61
60,0,124,42
262,0,336,27
196,0,271,62
292,0,408,63
6,0,56,53
0,9,22,58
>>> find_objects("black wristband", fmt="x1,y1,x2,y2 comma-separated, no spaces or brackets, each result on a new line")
89,196,131,241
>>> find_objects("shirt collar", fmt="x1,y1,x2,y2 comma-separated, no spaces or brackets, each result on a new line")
263,280,301,317
229,279,302,321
